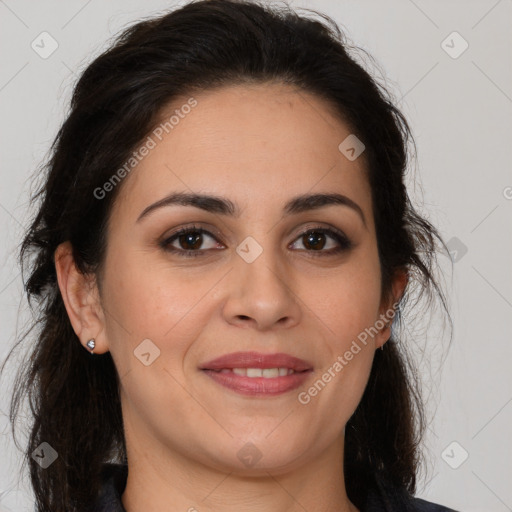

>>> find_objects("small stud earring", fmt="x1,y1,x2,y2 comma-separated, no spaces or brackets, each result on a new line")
86,339,96,353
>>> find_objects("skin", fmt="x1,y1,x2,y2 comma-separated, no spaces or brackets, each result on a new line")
55,82,407,512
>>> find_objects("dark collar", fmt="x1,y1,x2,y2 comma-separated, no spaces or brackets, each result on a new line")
90,463,458,512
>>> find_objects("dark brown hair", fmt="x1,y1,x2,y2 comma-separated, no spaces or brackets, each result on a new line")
1,1,451,510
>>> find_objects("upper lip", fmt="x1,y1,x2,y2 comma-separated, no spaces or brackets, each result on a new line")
199,351,313,372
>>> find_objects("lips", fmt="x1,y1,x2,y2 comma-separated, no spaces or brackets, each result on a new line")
199,351,313,372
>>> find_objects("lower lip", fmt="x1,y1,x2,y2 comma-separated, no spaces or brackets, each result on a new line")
201,369,313,396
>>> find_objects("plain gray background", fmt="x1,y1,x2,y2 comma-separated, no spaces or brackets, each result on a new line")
1,1,511,511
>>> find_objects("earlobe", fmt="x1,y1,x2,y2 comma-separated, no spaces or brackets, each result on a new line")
375,268,409,350
54,241,108,354
375,320,392,351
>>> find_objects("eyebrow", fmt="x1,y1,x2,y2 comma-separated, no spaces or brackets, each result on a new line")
136,191,367,228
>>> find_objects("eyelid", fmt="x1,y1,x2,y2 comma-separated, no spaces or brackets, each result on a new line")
160,223,225,244
291,222,347,240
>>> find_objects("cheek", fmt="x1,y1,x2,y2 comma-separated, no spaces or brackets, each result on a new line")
298,252,381,404
101,249,219,360
303,257,382,342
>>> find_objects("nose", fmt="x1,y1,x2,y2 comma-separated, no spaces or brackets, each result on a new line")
221,250,302,331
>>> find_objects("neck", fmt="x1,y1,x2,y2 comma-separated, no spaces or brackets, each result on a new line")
121,428,359,512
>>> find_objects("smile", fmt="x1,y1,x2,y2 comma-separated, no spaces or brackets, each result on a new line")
201,368,312,396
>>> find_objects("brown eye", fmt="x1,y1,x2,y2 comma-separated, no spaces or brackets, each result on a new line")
160,226,223,256
290,228,352,255
176,231,204,250
302,231,328,250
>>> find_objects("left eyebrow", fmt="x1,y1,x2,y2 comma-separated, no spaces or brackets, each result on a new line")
136,191,367,228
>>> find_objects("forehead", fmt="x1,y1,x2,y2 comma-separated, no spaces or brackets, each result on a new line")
112,83,373,225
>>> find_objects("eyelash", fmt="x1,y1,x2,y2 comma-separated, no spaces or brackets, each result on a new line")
159,224,353,258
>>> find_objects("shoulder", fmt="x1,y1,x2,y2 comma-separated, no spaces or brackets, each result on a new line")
86,463,128,512
408,496,459,512
364,475,460,512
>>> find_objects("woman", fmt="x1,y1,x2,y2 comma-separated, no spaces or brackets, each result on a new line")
2,0,458,510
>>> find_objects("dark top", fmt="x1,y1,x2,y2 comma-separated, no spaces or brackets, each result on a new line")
89,463,459,512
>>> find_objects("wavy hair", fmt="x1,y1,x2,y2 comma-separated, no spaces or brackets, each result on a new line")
1,1,451,510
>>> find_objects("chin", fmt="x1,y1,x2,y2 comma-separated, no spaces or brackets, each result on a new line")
199,436,309,475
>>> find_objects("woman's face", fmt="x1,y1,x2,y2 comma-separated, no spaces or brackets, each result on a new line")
90,83,404,475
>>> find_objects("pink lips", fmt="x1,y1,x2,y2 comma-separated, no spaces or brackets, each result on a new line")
199,351,313,397
199,351,313,372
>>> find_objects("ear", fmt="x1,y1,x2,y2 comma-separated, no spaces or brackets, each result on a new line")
374,268,408,350
54,241,108,354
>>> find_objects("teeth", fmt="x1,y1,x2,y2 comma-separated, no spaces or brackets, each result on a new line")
227,367,295,378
